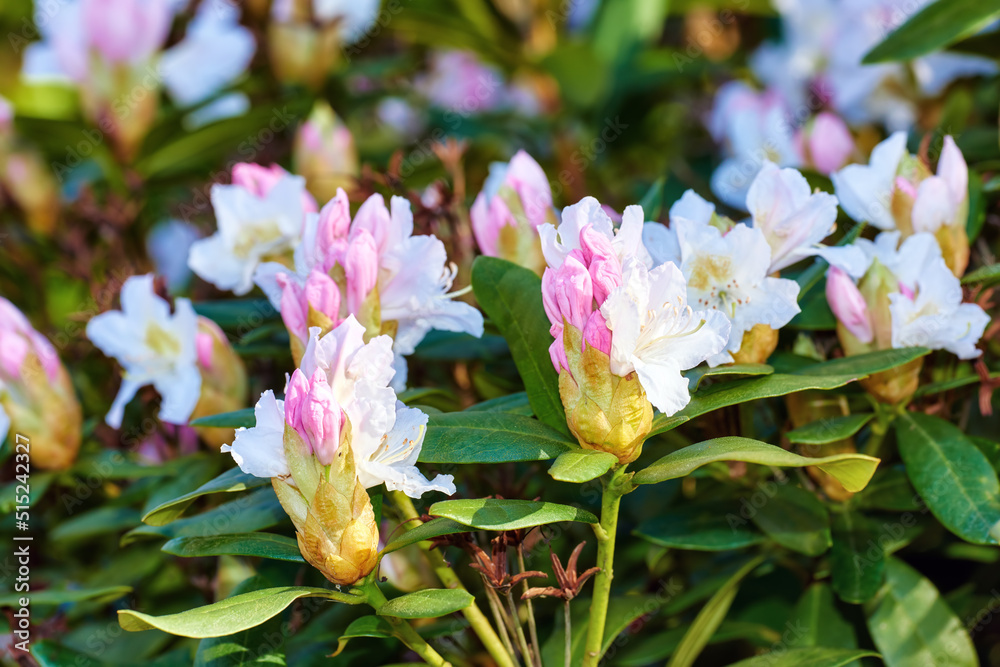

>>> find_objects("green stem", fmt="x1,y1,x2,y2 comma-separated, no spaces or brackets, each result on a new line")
484,581,521,665
864,407,895,458
391,492,517,667
564,599,572,667
582,465,628,667
366,583,451,666
504,590,534,666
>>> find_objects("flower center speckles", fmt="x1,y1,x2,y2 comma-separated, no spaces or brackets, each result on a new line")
145,322,181,357
232,220,285,258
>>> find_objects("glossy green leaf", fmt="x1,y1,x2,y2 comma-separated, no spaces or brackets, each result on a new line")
382,518,471,554
634,501,764,551
634,437,879,493
162,533,304,562
419,411,574,463
49,506,141,542
429,498,597,530
548,449,618,483
615,621,780,666
896,412,1000,545
961,263,1000,287
685,364,774,391
194,576,287,666
376,589,473,619
863,0,1000,63
143,467,269,526
650,374,861,436
126,488,286,544
189,408,256,429
866,558,977,666
787,414,873,445
728,648,880,667
852,467,921,511
191,299,277,329
332,616,396,657
795,348,929,377
32,642,191,667
793,584,859,654
830,510,885,603
464,391,533,415
471,257,568,434
751,485,831,556
119,586,363,637
667,556,764,667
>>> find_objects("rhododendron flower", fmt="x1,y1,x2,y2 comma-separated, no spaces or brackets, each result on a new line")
708,81,802,209
189,163,316,295
254,189,484,384
0,298,81,470
224,316,455,498
86,275,201,428
826,267,872,344
831,131,908,231
746,162,866,275
417,51,506,113
911,136,968,235
539,198,729,462
796,112,855,175
293,102,358,204
471,150,555,274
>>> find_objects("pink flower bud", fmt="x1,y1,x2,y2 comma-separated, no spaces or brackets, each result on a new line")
894,175,918,199
196,331,214,370
804,112,854,175
277,274,308,343
938,136,968,210
315,189,352,256
0,335,28,378
82,0,170,64
471,151,552,262
548,323,569,373
583,310,612,356
304,269,341,322
826,267,873,344
284,369,343,465
231,163,318,213
343,231,380,312
541,253,593,331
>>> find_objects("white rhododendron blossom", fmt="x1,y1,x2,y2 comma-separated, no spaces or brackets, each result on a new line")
539,197,730,416
827,232,989,359
746,161,866,275
224,316,455,498
254,189,484,386
912,136,968,234
86,274,201,428
831,131,907,230
189,164,315,295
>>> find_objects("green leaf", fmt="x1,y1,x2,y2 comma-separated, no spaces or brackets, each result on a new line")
830,510,885,603
787,414,873,445
685,364,774,391
49,506,141,542
793,584,859,654
429,498,597,530
125,488,286,544
863,0,1000,63
667,556,764,667
194,575,288,666
332,616,396,657
853,466,921,511
142,467,270,526
192,299,277,329
465,391,533,415
548,449,619,483
0,586,132,608
896,412,1000,545
162,533,304,562
382,518,472,554
650,374,862,436
0,471,55,513
377,589,473,619
190,409,256,429
419,412,574,464
471,257,567,434
633,437,879,493
634,501,764,551
728,648,880,667
795,348,929,377
865,558,977,667
961,263,1000,287
119,586,363,638
751,485,831,556
32,642,192,667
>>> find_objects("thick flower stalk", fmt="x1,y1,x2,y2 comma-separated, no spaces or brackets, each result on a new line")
471,150,556,275
832,132,971,276
540,198,730,463
826,232,989,404
224,316,454,583
0,298,82,470
189,163,318,296
255,189,484,386
642,192,801,365
293,102,358,204
86,275,247,440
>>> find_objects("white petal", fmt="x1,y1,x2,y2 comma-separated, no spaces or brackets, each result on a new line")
223,391,289,479
642,222,680,267
153,363,203,425
912,176,955,233
632,356,691,416
106,377,145,429
831,131,907,230
669,190,715,225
